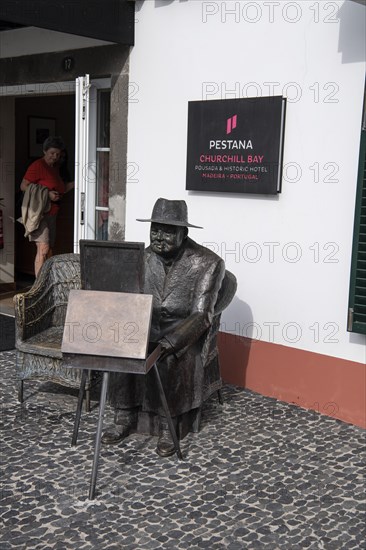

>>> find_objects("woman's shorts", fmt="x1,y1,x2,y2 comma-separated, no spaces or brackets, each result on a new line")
29,215,57,248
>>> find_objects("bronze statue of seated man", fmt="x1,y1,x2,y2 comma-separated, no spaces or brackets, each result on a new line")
102,198,225,457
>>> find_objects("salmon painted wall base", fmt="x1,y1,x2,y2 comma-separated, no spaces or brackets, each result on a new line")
218,333,366,429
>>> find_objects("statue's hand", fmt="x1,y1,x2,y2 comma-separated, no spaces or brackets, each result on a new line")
159,336,175,360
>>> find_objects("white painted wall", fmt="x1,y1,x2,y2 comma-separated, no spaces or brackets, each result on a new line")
0,27,111,58
125,0,366,363
0,97,15,285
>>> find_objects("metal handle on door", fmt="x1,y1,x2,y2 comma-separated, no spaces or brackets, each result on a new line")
80,192,85,225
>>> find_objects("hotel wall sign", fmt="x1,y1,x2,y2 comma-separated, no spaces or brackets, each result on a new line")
186,96,286,195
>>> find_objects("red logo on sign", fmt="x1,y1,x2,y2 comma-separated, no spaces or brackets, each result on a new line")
226,115,237,135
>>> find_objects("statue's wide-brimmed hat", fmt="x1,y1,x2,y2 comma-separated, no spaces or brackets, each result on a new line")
137,198,203,229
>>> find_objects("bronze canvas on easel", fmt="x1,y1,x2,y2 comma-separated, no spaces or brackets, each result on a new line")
62,240,152,373
61,290,159,374
79,240,145,293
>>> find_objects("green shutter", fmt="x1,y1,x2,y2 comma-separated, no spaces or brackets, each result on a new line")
348,129,366,334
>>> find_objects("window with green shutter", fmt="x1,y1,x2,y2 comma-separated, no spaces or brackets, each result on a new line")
348,129,366,334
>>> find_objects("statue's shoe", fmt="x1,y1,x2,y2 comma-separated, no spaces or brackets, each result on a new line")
156,430,176,457
156,415,178,457
101,426,128,445
101,410,137,445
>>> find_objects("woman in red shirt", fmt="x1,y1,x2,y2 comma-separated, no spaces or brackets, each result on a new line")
20,136,73,276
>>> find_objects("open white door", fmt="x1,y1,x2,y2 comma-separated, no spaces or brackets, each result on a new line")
74,75,111,252
74,74,90,252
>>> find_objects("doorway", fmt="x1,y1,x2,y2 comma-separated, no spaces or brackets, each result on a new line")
0,44,129,298
14,93,75,281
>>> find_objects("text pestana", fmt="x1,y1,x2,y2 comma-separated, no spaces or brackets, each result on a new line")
209,140,253,150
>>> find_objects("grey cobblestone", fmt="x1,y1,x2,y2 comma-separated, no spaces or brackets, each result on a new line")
0,350,365,549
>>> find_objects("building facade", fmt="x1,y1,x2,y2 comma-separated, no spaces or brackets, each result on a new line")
0,1,365,426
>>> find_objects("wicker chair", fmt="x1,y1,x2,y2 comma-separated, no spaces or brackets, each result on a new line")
14,253,93,410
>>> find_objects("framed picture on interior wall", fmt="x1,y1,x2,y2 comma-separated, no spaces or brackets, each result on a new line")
28,116,56,158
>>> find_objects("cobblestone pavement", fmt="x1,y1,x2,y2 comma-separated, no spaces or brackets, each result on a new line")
1,350,365,550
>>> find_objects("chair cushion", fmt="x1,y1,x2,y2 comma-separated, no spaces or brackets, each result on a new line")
16,326,64,359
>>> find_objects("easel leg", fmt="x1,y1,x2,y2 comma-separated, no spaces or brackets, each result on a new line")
217,389,224,405
153,363,183,460
71,369,87,447
85,371,91,412
18,380,24,403
89,371,109,500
